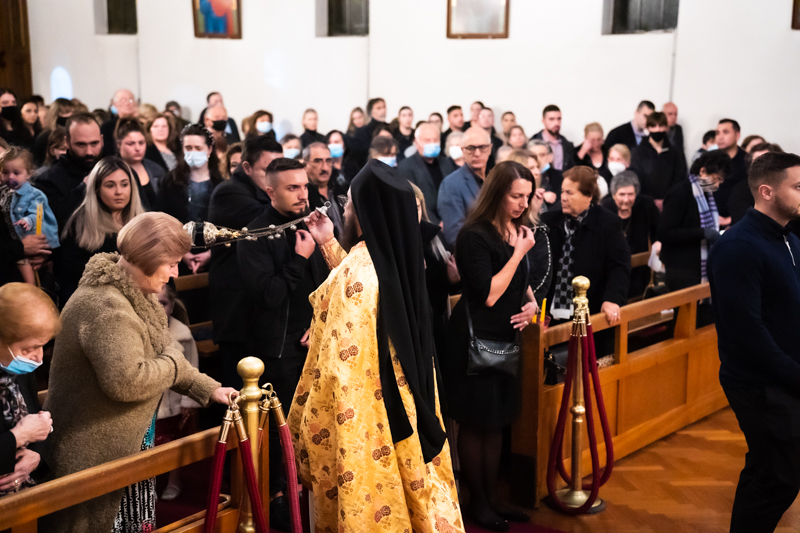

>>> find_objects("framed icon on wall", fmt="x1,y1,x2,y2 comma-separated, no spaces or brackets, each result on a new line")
447,0,510,39
193,0,242,39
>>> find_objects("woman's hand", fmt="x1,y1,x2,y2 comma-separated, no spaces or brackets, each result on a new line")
0,449,40,491
10,412,52,448
300,328,311,348
191,250,212,274
543,191,557,204
304,210,335,245
210,387,239,406
601,301,621,325
446,255,460,285
513,226,536,259
511,302,538,330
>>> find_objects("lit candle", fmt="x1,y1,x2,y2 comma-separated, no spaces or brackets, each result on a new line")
540,298,546,324
36,203,43,235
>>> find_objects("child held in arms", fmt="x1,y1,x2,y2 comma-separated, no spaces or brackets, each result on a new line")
0,147,59,284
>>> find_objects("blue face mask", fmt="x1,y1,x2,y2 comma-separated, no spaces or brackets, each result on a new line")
284,148,300,159
110,105,119,116
184,151,209,168
541,163,551,173
256,121,272,134
328,143,344,158
377,156,397,168
422,143,441,158
1,346,42,376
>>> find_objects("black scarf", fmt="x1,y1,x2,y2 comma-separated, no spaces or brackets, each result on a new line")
350,160,446,463
552,208,589,317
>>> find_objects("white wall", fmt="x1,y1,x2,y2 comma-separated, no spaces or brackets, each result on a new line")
26,0,800,153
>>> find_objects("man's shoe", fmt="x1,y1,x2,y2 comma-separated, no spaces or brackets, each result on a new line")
270,495,292,532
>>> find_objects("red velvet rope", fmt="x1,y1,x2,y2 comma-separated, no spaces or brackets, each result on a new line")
238,438,270,533
278,424,304,533
203,440,228,533
546,323,614,514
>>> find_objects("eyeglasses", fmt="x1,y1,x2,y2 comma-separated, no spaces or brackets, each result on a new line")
337,195,349,209
310,158,333,165
462,144,492,154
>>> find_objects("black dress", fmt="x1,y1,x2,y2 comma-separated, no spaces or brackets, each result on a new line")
442,221,527,428
53,232,118,307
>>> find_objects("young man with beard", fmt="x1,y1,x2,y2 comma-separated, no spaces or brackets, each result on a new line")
35,113,103,229
289,160,463,532
236,157,328,532
530,104,576,171
709,152,800,533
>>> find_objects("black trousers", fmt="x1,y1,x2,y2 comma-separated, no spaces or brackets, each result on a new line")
724,385,800,533
263,330,308,495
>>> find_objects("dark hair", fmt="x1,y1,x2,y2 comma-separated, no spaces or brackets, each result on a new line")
742,134,764,151
114,116,146,143
542,104,560,116
241,134,282,166
718,118,741,133
44,126,67,166
473,100,485,108
429,112,443,122
266,156,305,179
280,133,300,145
326,129,345,143
646,112,668,129
168,123,223,187
29,94,45,106
224,142,243,178
92,108,112,125
145,112,180,153
366,98,385,116
447,105,461,115
502,111,515,118
0,88,17,100
165,100,181,111
702,130,717,144
749,152,800,194
371,123,392,139
690,149,732,178
398,106,412,115
749,142,784,155
563,166,600,203
64,112,100,139
206,91,220,103
637,100,656,112
369,136,397,157
462,161,534,237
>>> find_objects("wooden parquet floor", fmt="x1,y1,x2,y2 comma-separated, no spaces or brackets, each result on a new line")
524,407,800,532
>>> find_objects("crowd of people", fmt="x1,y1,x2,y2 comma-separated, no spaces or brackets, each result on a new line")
0,85,795,532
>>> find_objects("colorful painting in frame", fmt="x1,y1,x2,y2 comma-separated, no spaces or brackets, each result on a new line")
193,0,242,39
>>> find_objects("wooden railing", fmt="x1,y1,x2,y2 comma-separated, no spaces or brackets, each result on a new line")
510,282,724,507
0,425,264,532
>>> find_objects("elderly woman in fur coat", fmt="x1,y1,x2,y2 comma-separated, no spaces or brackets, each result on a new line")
41,212,237,533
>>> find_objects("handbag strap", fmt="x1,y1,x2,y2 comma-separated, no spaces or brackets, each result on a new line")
465,254,530,340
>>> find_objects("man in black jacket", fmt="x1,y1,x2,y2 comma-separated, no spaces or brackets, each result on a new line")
630,112,687,208
708,152,800,532
530,104,576,171
663,102,684,155
35,113,103,229
207,135,282,389
440,105,464,151
604,100,655,152
399,122,456,225
237,157,328,530
542,166,631,323
713,118,749,222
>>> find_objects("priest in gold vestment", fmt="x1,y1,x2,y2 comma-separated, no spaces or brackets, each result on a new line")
288,160,464,532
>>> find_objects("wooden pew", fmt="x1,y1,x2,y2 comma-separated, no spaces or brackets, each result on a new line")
0,425,268,532
510,283,725,507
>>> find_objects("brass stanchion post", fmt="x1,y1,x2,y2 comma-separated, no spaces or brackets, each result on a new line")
237,357,265,533
553,276,605,512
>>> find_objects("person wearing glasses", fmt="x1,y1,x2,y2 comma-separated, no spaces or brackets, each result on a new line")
236,157,329,532
303,142,345,237
437,126,493,247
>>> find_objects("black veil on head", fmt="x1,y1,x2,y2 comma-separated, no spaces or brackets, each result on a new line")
350,159,446,463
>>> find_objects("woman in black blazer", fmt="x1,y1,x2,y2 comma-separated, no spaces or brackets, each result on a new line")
657,150,731,292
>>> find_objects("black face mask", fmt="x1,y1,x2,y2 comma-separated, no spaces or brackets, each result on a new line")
649,131,666,143
1,105,20,122
56,115,69,127
211,119,227,132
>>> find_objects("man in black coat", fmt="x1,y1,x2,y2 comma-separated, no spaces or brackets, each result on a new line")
708,152,800,532
663,102,685,155
35,113,103,229
604,100,655,152
530,104,576,171
398,123,456,225
542,167,631,325
440,105,464,151
237,157,329,528
713,118,749,222
207,136,282,389
630,112,687,208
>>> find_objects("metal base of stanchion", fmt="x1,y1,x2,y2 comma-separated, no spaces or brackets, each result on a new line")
544,488,606,514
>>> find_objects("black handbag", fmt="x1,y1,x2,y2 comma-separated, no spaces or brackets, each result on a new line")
465,256,529,377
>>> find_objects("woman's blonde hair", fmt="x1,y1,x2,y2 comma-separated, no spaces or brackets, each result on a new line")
0,283,61,345
609,143,631,164
118,212,192,276
584,122,604,137
62,156,145,251
408,182,430,223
